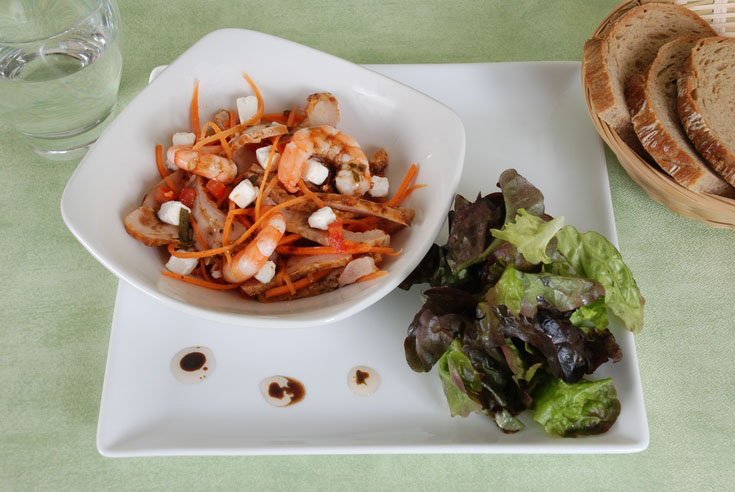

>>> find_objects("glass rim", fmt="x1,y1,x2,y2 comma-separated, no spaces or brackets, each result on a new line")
0,0,109,45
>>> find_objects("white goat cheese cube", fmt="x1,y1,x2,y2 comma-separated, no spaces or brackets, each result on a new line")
308,206,337,230
255,145,280,169
229,179,258,208
157,201,190,226
255,260,276,284
172,132,196,146
165,255,198,275
237,95,259,124
369,175,390,198
304,159,329,185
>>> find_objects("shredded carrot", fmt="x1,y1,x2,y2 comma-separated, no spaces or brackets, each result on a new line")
274,258,287,284
297,179,326,208
242,72,264,122
343,216,380,232
386,163,418,207
285,106,298,128
229,109,236,129
168,196,309,259
278,234,303,246
261,174,280,203
261,112,288,124
155,144,179,193
222,204,253,245
199,258,211,281
275,245,396,256
235,214,252,228
221,139,233,160
392,183,427,206
189,216,208,249
199,121,233,159
264,269,332,298
283,271,296,295
162,270,242,290
193,124,244,150
200,121,220,139
254,139,281,220
222,200,236,246
191,80,200,140
288,109,306,126
356,270,389,283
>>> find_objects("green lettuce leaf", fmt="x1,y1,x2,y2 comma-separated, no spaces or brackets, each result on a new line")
437,340,483,417
533,376,621,437
489,408,525,433
555,226,645,333
491,209,565,264
500,339,543,386
485,266,605,318
569,297,609,331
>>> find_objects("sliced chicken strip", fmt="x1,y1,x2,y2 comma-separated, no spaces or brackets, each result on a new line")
229,123,288,150
240,253,352,296
280,209,391,247
316,193,414,226
124,207,180,247
256,268,343,303
339,256,378,287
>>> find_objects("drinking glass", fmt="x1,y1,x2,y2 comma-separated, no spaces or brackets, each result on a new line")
0,0,122,160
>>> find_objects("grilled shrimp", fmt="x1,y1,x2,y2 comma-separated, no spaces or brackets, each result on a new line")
222,213,286,283
304,92,339,127
167,145,237,184
277,125,371,196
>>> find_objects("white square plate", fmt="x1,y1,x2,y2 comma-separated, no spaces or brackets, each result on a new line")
97,62,648,456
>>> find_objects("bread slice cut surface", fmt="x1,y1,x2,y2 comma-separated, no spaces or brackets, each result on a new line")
626,36,734,196
677,37,735,188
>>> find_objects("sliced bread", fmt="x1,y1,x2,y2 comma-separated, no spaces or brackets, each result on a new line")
625,37,735,196
677,37,735,189
583,3,717,149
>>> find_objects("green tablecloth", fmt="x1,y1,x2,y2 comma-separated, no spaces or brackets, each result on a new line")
2,1,733,490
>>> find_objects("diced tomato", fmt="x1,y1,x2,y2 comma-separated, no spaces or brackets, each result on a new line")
179,187,197,208
205,179,228,201
328,221,345,253
154,185,177,204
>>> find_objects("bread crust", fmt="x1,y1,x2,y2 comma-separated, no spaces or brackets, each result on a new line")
583,38,644,152
626,71,735,196
677,38,735,188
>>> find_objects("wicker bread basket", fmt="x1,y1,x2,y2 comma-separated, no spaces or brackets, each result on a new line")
583,0,735,228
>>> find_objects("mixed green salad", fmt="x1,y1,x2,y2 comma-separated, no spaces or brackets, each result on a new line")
399,169,644,437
